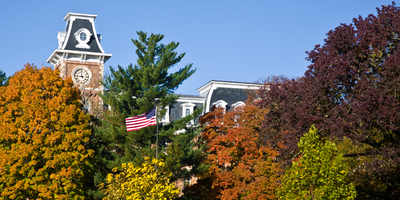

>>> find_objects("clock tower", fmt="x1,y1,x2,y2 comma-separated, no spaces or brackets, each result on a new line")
47,13,112,112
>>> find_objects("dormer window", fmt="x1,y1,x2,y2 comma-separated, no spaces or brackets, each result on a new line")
186,108,190,116
212,100,228,112
74,28,92,49
181,102,196,125
181,102,196,117
232,101,245,109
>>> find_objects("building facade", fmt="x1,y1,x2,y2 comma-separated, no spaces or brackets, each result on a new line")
47,13,112,111
47,13,263,119
164,80,263,123
46,12,265,194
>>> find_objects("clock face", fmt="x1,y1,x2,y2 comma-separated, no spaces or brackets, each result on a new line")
73,68,90,85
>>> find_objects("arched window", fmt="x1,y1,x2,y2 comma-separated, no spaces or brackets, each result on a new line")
186,108,191,116
181,102,196,125
232,101,245,109
181,103,196,117
212,100,228,112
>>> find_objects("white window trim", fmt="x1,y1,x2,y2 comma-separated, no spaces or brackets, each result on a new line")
181,102,196,125
232,101,245,108
181,102,196,117
212,100,228,112
161,106,170,124
74,28,92,49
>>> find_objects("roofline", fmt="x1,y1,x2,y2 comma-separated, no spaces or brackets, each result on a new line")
196,80,264,92
176,96,206,104
178,94,205,98
63,12,97,21
46,49,112,65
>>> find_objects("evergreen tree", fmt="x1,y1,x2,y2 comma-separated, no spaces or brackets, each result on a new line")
91,31,204,198
0,69,8,86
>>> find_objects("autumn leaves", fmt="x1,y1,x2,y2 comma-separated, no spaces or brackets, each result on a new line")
0,65,93,199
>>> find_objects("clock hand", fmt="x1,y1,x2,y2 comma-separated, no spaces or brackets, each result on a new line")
77,72,84,79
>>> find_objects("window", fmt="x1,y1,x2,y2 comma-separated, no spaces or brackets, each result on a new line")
232,101,245,109
80,32,87,41
212,100,228,112
181,103,196,117
186,108,191,116
181,102,196,125
74,28,92,49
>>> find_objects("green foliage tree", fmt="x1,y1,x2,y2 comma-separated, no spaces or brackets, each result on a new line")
0,64,94,199
278,125,357,200
0,69,8,86
92,31,202,198
159,121,208,182
101,158,179,200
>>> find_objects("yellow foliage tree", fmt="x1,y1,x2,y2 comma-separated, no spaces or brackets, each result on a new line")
102,158,179,200
0,64,94,199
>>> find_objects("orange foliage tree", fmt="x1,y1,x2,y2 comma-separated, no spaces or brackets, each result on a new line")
0,64,94,199
198,100,282,200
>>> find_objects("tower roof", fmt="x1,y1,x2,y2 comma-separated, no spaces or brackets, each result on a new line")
47,12,111,66
63,12,97,21
60,12,103,53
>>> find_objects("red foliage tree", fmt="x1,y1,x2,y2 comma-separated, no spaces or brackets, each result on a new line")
259,3,400,199
198,100,282,200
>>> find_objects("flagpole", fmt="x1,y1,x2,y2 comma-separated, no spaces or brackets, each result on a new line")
154,98,160,173
155,98,160,160
156,105,159,160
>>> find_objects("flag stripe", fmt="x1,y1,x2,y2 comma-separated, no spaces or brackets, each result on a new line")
126,117,156,127
126,107,157,131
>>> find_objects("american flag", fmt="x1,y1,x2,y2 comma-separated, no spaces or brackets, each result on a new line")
126,107,157,131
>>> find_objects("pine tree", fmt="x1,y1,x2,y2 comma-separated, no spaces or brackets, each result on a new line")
0,69,8,86
91,31,202,198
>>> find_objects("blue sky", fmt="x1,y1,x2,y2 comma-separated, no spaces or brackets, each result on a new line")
0,0,395,95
